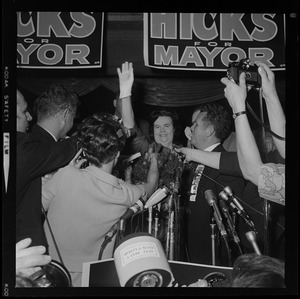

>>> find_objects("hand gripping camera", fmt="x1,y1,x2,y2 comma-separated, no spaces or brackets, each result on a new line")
227,58,261,89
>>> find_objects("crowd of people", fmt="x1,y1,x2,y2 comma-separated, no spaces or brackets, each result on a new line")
13,61,286,288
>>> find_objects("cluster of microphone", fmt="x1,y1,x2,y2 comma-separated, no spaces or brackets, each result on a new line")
104,186,170,240
104,183,261,256
205,186,261,255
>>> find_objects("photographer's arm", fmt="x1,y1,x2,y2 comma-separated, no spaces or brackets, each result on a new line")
175,147,221,169
221,73,263,185
175,148,242,177
256,62,285,158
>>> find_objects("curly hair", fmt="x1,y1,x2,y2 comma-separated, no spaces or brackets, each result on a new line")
194,103,232,141
148,108,181,143
34,83,79,121
77,113,126,167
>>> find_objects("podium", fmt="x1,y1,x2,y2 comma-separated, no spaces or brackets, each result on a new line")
82,258,232,287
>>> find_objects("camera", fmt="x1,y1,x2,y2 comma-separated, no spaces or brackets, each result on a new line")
76,142,89,169
30,260,72,287
227,58,261,89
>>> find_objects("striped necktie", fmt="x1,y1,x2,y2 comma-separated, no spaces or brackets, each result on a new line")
189,163,205,202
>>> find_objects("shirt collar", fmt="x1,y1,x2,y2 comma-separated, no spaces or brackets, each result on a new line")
38,125,58,142
84,165,121,188
204,142,220,152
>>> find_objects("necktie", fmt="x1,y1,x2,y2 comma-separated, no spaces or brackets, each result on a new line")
189,163,205,202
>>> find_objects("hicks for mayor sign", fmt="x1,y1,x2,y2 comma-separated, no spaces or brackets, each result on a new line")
144,13,285,71
17,12,104,69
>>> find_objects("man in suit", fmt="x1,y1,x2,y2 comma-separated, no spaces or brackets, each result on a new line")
181,103,245,267
16,84,80,248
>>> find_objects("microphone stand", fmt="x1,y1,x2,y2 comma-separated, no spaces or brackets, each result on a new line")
165,161,182,261
174,181,181,260
173,158,183,260
214,212,232,267
165,189,174,260
263,199,270,255
148,207,153,235
169,209,175,260
154,209,159,238
210,215,216,266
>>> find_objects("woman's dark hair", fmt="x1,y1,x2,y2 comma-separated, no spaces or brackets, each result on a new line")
77,113,126,167
148,108,181,143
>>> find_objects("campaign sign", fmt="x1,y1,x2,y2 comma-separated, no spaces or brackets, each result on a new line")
144,13,286,71
17,12,104,69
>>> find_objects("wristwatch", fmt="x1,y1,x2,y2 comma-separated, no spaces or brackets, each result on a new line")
232,111,246,119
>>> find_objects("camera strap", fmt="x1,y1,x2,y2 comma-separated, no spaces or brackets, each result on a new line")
42,204,66,267
246,101,285,141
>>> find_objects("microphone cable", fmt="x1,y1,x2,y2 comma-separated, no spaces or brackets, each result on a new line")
98,221,119,260
42,204,65,267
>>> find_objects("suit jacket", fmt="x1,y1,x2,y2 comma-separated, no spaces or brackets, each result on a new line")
182,144,245,266
16,125,77,247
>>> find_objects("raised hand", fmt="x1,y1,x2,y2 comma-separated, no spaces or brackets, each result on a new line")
221,72,247,113
117,61,134,99
255,62,278,101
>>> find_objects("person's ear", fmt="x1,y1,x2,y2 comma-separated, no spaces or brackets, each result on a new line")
206,125,215,137
62,108,69,120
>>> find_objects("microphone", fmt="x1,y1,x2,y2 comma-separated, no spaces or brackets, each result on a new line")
219,199,241,245
104,186,169,240
143,143,163,166
144,186,170,209
154,143,163,154
221,187,255,229
245,231,261,255
123,152,141,164
120,198,145,221
219,190,237,226
173,148,189,164
103,221,120,241
103,198,145,240
223,186,244,212
205,190,228,239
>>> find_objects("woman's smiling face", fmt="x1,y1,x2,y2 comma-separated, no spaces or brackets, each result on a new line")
153,116,175,149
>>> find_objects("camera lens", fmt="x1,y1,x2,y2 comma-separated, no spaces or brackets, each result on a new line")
245,72,252,80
